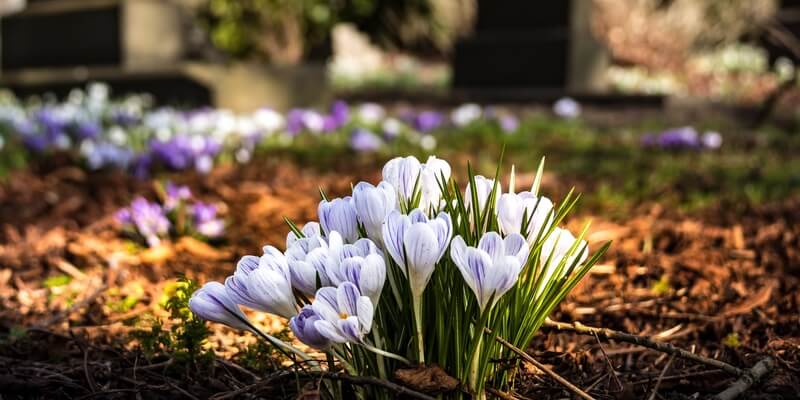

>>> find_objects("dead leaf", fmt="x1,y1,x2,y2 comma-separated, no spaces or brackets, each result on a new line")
139,244,175,265
394,364,459,393
722,279,778,317
175,237,229,260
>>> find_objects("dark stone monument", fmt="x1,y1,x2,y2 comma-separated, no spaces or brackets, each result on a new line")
0,0,211,106
763,0,800,64
452,0,610,102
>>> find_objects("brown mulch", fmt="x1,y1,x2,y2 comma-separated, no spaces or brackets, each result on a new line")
0,156,798,399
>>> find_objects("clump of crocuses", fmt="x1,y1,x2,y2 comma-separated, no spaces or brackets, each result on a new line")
116,182,225,247
189,155,609,399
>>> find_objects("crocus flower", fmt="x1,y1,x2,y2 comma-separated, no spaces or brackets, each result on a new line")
119,197,170,247
319,197,359,243
414,111,444,133
382,155,451,212
498,115,519,133
553,97,581,119
352,181,396,243
289,306,331,349
382,209,452,297
192,202,225,238
451,103,482,127
286,221,323,248
656,127,700,149
465,175,501,215
497,192,554,242
224,255,264,310
189,282,252,331
164,182,192,210
286,234,335,295
357,103,385,124
450,232,529,310
229,247,298,319
350,129,383,152
701,131,722,149
535,227,588,299
330,100,349,128
338,253,386,307
382,118,402,139
312,282,374,344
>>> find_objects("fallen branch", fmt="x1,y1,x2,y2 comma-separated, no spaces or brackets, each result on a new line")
711,357,776,400
210,370,436,400
543,319,743,376
490,330,596,400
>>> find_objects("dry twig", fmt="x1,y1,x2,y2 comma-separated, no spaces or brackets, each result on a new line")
543,319,744,376
711,357,776,400
210,370,436,400
490,330,596,400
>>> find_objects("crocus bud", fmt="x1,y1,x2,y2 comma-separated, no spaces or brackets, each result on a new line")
286,235,331,296
352,181,396,243
382,209,452,298
189,282,252,331
289,306,331,350
497,192,554,242
382,156,422,205
286,221,322,248
535,228,588,299
419,156,451,212
451,232,528,311
319,197,359,243
464,175,501,215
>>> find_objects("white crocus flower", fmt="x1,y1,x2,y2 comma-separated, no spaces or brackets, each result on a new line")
382,155,451,212
451,232,528,311
352,181,396,243
497,191,554,242
535,228,588,300
319,197,359,243
465,175,501,216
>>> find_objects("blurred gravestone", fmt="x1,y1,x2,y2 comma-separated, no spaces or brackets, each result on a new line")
0,0,211,105
764,0,800,63
452,0,609,99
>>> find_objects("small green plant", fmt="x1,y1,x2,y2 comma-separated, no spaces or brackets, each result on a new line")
723,332,742,348
133,277,213,368
651,274,671,296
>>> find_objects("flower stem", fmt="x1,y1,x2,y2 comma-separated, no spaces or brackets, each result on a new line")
372,329,388,379
326,352,342,399
412,293,425,364
469,336,484,398
360,342,412,365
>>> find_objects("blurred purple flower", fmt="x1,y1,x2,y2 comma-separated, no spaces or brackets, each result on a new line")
498,115,519,133
118,197,170,247
701,131,722,149
85,143,134,170
192,202,224,238
414,111,444,133
164,182,192,210
286,109,305,135
330,100,349,128
75,120,101,140
350,129,383,152
553,97,581,119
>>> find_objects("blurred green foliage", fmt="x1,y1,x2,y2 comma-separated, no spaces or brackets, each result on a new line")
198,0,436,62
